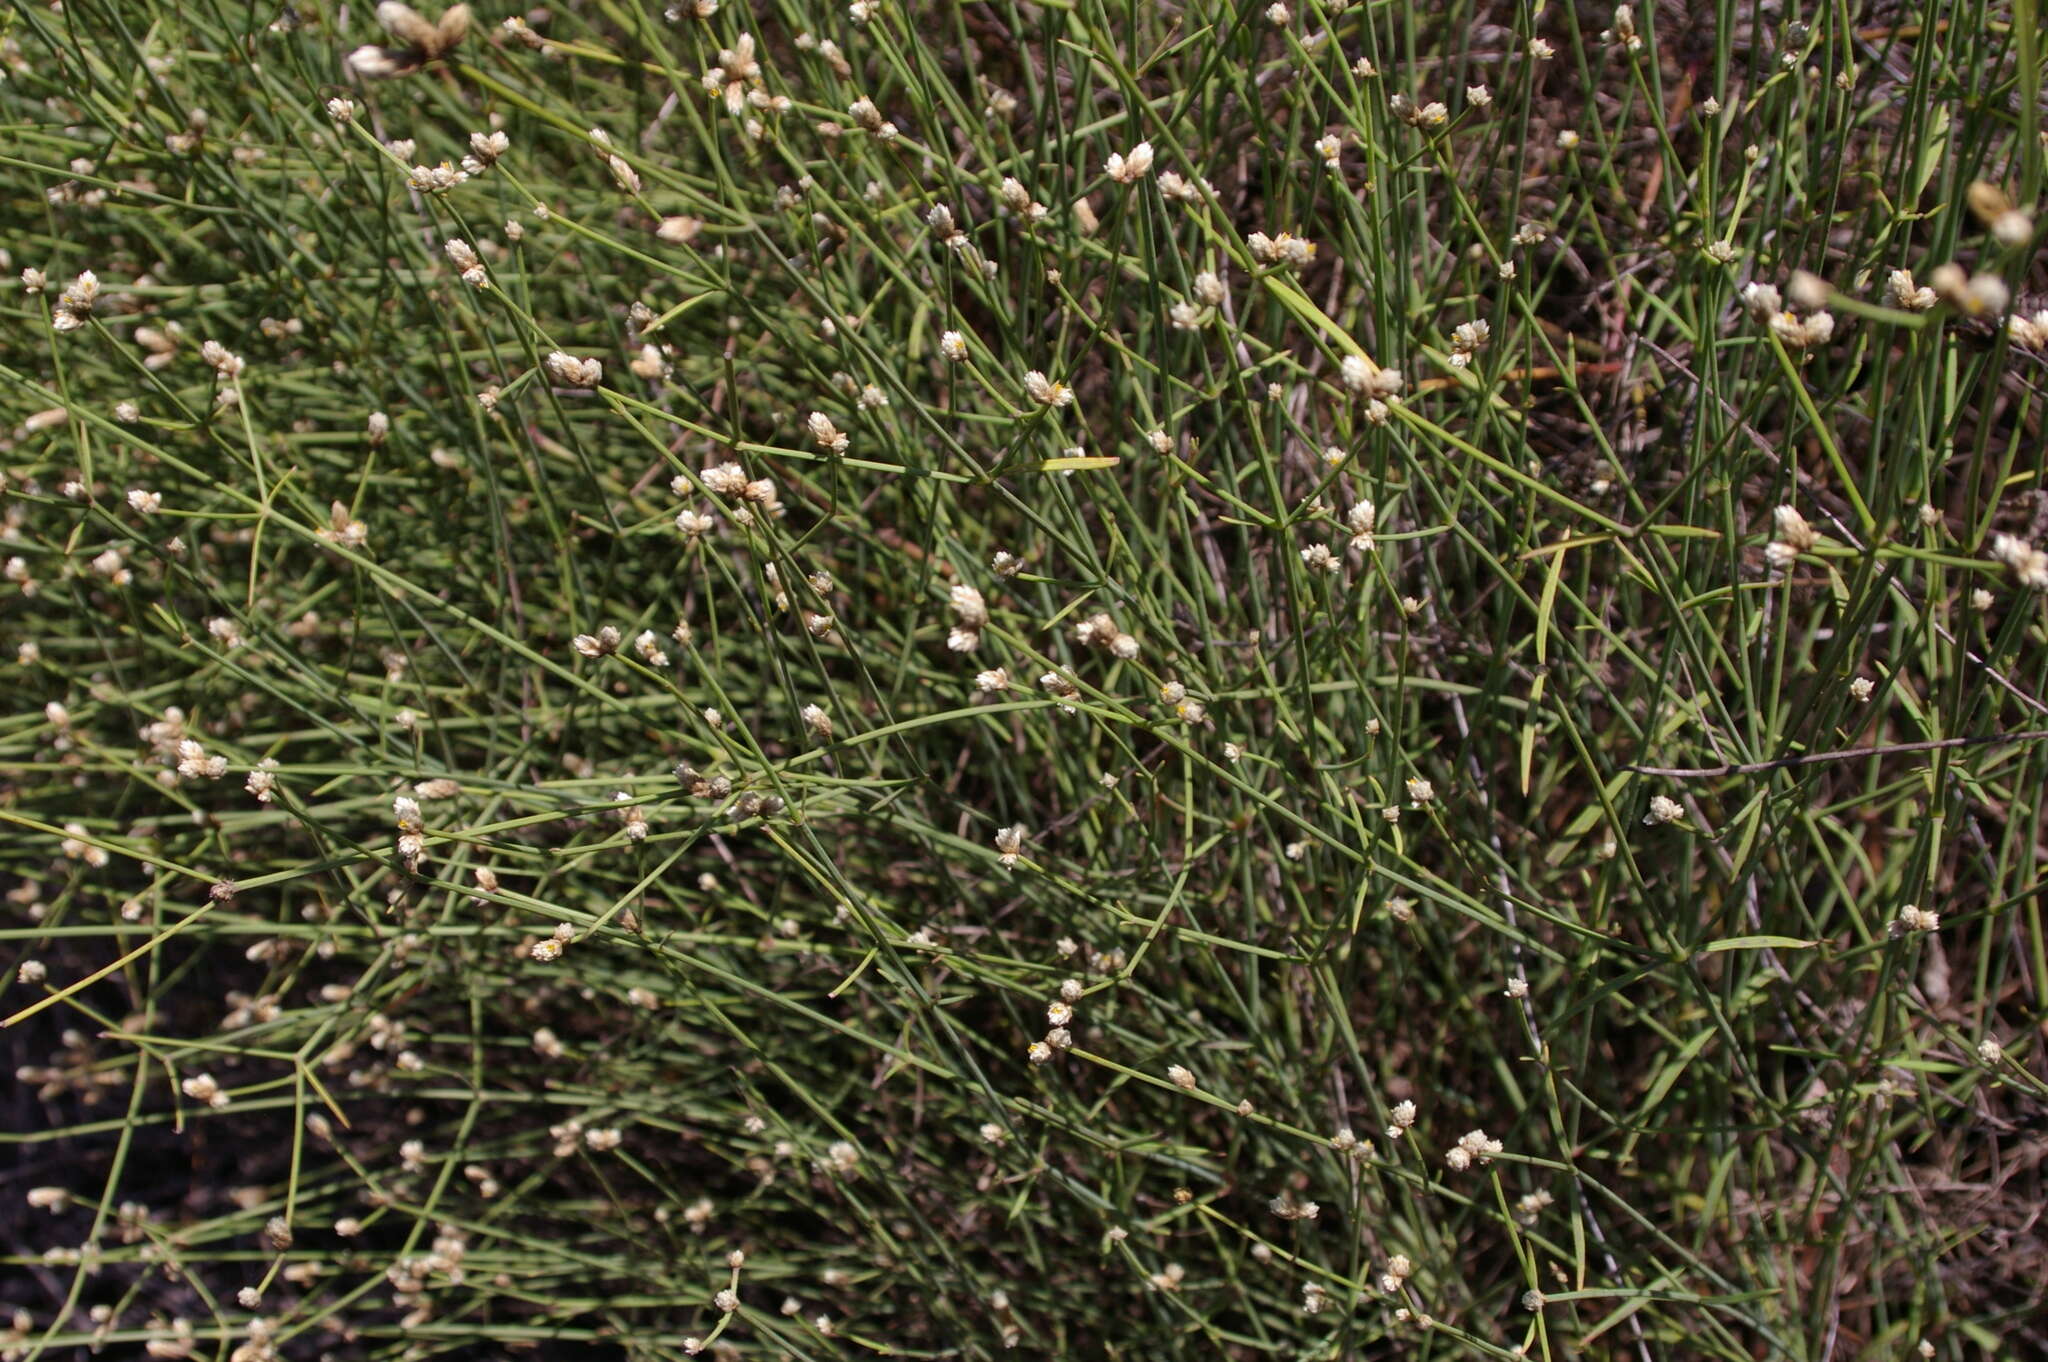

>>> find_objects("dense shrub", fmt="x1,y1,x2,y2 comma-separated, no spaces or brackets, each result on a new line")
4,1,2047,1358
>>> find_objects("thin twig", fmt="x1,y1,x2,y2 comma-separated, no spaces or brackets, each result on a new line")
1629,730,2048,778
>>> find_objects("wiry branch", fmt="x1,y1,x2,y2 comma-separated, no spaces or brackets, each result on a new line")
1629,730,2048,779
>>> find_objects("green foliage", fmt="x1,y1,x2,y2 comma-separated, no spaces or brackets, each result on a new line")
3,0,2047,1358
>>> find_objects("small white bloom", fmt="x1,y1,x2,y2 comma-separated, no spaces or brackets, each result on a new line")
181,1073,229,1108
1103,140,1155,183
1347,499,1377,552
1896,904,1940,933
1643,794,1684,825
1022,370,1073,407
1450,318,1490,360
1602,3,1643,52
1886,268,1937,311
572,625,621,658
1300,543,1339,573
1247,230,1315,269
444,238,487,287
406,161,469,193
807,410,849,453
1991,533,2048,589
544,351,603,388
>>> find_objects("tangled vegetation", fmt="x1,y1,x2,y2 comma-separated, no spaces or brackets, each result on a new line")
4,0,2048,1357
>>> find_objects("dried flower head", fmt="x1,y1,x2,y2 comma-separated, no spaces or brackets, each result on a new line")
350,2,472,78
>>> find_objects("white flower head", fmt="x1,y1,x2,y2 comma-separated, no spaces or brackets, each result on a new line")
1022,370,1073,408
1104,140,1154,184
444,238,487,287
544,351,603,388
572,625,621,658
1991,533,2048,589
807,410,849,453
1643,794,1684,825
